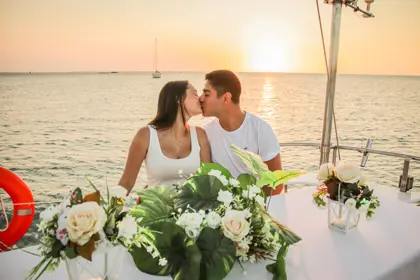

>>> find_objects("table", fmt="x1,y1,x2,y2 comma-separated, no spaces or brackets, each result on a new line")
1,184,420,280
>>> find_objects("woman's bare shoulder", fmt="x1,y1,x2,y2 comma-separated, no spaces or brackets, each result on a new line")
132,126,150,145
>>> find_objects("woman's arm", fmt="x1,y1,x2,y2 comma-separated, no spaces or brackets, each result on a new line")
196,126,212,163
118,126,150,194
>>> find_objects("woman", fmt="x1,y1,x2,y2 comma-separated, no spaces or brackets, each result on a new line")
118,81,211,194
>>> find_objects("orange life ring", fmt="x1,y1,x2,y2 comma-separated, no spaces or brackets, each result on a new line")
0,167,35,251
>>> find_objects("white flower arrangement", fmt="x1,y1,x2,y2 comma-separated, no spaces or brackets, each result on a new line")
313,161,380,218
27,180,166,280
128,145,306,280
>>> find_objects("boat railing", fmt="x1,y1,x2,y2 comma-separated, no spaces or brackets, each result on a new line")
279,139,419,192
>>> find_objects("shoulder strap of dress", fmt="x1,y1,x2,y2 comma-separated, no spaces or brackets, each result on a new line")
147,125,158,152
190,125,200,152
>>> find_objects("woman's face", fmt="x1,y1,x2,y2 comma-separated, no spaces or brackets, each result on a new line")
183,84,202,117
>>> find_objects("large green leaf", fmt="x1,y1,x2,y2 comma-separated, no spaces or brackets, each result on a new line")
237,173,257,190
196,228,236,280
196,162,233,179
130,186,176,225
230,144,269,176
130,221,201,280
174,175,226,212
266,245,289,280
256,171,303,188
259,205,301,246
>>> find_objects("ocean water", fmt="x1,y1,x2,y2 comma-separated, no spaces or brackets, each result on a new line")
1,72,420,247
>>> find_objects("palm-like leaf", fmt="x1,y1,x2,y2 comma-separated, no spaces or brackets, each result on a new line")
174,175,226,212
130,186,176,225
130,221,201,280
259,205,301,246
230,144,269,176
196,228,236,280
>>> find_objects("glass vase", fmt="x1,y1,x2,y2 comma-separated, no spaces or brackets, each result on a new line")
328,198,360,233
65,245,125,280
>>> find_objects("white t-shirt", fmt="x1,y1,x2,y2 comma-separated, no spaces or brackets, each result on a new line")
204,112,280,178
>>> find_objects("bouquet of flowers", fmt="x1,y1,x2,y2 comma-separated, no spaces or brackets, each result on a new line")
312,161,380,218
27,178,165,280
128,145,303,280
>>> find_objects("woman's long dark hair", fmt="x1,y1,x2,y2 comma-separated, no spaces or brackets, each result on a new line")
148,80,189,131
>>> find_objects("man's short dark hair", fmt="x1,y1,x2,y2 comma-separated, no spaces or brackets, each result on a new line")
205,70,241,104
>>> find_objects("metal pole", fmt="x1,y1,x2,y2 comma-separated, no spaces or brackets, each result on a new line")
320,0,343,166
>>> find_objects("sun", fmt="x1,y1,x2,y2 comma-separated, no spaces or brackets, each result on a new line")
242,18,294,72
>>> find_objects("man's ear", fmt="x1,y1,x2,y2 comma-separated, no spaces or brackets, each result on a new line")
224,92,232,103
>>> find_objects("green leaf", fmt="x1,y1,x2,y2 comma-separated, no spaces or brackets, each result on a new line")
266,246,289,280
259,205,301,246
256,171,303,188
196,162,233,179
237,173,257,190
130,221,201,280
230,144,269,176
130,186,176,226
49,239,64,258
70,187,83,205
65,245,77,259
256,171,278,188
196,228,236,280
174,175,226,212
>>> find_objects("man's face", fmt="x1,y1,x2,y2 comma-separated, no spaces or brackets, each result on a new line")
199,80,224,117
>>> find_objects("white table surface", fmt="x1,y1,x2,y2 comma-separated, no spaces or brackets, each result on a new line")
1,184,420,280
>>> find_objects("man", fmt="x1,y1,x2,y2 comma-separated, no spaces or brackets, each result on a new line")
199,69,284,195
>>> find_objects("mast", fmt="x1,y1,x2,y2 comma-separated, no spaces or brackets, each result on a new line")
319,0,375,166
154,38,158,72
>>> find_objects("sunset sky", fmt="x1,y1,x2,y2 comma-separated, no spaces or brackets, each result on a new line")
1,0,419,75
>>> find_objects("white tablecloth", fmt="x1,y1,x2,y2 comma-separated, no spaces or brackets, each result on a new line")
1,185,420,280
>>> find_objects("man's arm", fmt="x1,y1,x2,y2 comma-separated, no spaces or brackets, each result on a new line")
264,153,282,171
257,119,283,196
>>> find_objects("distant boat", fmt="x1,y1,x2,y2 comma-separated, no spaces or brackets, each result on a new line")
152,38,162,79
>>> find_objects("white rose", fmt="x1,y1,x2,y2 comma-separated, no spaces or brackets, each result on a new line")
40,207,55,223
117,215,138,239
344,198,357,210
335,161,361,183
317,163,335,180
185,227,200,239
57,208,69,230
229,178,240,188
66,202,107,246
254,195,265,207
358,173,368,186
205,212,221,229
209,170,228,186
236,243,249,257
242,185,260,199
57,199,71,215
176,212,203,229
217,190,233,206
221,210,250,242
110,185,128,198
249,185,261,198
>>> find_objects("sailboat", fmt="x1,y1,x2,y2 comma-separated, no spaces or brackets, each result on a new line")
152,38,162,79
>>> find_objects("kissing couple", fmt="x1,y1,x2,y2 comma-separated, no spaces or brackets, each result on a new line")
118,69,283,197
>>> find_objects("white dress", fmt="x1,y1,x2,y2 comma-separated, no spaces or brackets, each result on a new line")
144,125,201,188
